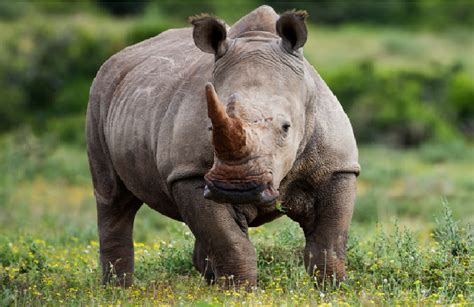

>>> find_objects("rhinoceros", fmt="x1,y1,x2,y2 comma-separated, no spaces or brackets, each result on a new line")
86,5,360,287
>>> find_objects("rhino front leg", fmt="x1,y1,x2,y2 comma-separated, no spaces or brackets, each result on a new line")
173,179,257,288
305,172,356,281
97,195,142,287
288,172,356,282
193,239,215,283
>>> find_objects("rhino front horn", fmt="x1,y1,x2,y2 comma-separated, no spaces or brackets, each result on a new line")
205,83,248,161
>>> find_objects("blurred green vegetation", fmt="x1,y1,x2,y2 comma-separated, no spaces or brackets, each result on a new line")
0,1,473,147
326,63,472,145
0,1,473,146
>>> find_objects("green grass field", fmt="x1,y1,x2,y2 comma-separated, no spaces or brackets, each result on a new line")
0,129,472,305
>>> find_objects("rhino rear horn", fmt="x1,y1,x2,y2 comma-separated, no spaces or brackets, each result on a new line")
276,10,308,52
205,83,248,161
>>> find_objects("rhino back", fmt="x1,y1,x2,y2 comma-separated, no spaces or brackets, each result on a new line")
90,28,214,207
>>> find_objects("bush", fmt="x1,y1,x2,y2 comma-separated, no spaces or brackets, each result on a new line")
0,1,30,20
326,62,470,146
46,115,86,145
0,10,472,147
97,0,147,16
0,13,183,136
264,0,474,27
126,19,180,45
0,15,129,132
448,72,474,138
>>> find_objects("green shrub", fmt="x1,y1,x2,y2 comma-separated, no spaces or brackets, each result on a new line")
0,2,31,20
53,78,91,115
0,15,129,132
448,71,474,138
0,81,26,130
327,62,466,146
45,115,86,145
264,0,474,27
126,19,180,45
0,11,472,147
97,0,147,16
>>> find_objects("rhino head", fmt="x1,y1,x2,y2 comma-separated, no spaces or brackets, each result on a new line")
191,10,310,205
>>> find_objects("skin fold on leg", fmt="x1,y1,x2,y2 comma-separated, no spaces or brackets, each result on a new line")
173,179,257,289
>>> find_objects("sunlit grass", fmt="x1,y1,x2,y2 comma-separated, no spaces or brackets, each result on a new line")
0,210,472,305
0,130,473,304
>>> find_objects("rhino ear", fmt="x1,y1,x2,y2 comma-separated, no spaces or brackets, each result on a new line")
276,10,308,52
190,15,230,57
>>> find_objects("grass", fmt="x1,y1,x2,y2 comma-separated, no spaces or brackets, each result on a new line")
0,129,473,305
356,143,474,227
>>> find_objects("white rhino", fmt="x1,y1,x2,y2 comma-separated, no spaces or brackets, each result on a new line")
86,5,360,287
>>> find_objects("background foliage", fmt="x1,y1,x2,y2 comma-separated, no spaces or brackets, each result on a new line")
0,0,473,146
0,0,473,305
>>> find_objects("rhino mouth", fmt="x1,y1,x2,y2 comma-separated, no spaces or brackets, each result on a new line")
203,178,279,205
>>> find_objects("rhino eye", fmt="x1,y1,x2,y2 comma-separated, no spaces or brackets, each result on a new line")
282,123,291,133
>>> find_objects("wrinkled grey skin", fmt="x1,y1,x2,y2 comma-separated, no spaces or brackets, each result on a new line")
86,6,359,288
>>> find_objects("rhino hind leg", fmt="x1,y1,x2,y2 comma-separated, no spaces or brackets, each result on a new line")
87,112,143,286
173,179,257,289
97,194,142,287
91,166,142,287
287,172,356,283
